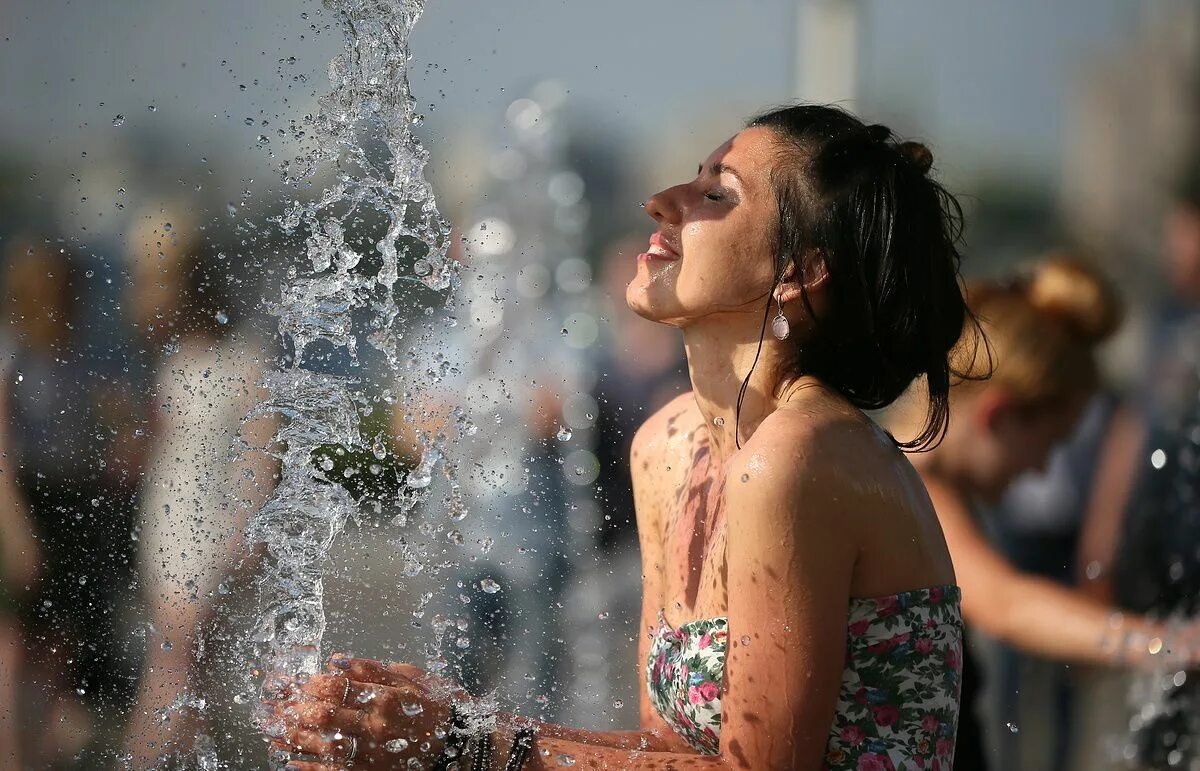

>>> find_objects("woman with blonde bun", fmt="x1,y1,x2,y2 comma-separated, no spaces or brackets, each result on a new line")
903,258,1200,770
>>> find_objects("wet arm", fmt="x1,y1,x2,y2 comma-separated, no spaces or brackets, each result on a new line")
927,476,1164,665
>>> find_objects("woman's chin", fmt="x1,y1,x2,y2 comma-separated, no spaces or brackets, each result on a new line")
625,285,671,323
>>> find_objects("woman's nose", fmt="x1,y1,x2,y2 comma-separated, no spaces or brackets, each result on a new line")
643,186,682,226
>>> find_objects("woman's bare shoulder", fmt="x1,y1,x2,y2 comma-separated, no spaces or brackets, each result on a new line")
630,391,702,464
732,394,913,523
629,392,701,530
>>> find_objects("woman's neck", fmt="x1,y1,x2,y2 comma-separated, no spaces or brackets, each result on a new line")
681,316,801,466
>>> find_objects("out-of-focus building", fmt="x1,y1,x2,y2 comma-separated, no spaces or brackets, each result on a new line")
1062,1,1200,378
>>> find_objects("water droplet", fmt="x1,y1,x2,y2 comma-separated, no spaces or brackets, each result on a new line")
556,755,576,766
480,578,501,594
556,426,572,442
713,416,725,427
597,611,610,620
385,738,409,753
402,701,423,716
257,134,270,144
612,699,624,709
162,640,174,651
147,104,157,112
740,635,751,647
112,114,125,126
215,310,229,325
1006,721,1019,734
1151,449,1167,469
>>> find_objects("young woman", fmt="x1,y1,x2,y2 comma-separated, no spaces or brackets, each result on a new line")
267,104,971,770
906,259,1200,769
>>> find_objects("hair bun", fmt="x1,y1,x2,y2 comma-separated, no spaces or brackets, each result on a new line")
1026,257,1122,342
899,141,933,174
865,123,892,143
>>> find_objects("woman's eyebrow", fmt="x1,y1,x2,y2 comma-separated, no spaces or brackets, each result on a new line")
697,162,745,184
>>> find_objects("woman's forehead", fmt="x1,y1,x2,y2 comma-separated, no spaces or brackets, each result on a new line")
702,127,777,182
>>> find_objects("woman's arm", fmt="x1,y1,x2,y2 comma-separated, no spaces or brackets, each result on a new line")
924,473,1167,665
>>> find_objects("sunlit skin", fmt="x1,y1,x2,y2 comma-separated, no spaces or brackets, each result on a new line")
268,127,956,770
908,384,1200,666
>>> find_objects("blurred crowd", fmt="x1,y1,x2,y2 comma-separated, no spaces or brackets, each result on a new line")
1,35,1200,771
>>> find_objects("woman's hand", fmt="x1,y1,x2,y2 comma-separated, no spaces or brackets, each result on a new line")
263,656,462,770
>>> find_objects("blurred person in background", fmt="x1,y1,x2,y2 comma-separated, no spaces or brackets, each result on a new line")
122,234,276,768
2,235,141,765
903,258,1200,771
990,390,1117,771
1073,163,1200,770
0,322,41,770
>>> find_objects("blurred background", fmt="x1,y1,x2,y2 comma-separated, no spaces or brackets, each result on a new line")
1,0,1200,768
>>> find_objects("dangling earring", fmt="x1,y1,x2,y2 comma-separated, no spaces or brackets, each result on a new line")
771,295,791,340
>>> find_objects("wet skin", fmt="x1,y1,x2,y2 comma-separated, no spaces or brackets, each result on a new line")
266,127,957,770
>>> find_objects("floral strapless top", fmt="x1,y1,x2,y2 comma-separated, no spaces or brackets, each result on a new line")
646,585,964,770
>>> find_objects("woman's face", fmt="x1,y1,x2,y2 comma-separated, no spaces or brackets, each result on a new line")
625,126,782,327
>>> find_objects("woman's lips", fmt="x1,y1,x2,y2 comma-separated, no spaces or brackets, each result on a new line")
639,232,680,262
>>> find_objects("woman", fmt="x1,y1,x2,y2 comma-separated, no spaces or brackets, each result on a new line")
907,259,1200,769
268,104,970,770
124,243,277,767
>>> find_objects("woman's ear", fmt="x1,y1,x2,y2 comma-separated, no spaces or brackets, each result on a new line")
774,251,829,305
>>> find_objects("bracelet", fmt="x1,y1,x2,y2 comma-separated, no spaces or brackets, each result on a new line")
431,705,471,771
470,731,493,771
503,726,536,771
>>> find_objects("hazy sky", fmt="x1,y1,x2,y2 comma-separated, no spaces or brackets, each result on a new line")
0,0,1138,210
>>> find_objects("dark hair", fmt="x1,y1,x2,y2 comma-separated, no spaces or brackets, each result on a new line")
743,104,970,451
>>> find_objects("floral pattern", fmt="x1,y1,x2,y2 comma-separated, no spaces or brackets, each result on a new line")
646,586,964,769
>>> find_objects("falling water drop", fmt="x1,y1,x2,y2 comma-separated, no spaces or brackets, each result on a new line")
480,578,501,594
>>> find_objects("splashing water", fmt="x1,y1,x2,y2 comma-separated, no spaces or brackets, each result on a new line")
246,0,452,690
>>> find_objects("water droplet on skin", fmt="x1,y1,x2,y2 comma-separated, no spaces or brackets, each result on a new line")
162,640,174,651
713,416,725,427
556,755,576,766
385,738,409,753
740,635,751,647
480,578,501,594
402,701,423,716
